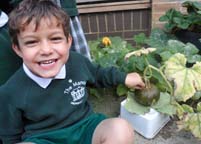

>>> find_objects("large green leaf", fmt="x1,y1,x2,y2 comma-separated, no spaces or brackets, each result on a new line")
152,92,176,116
124,92,150,115
133,33,147,47
183,1,201,14
165,53,201,102
159,40,200,63
177,113,201,139
146,28,174,49
173,17,190,29
168,40,199,54
124,92,176,115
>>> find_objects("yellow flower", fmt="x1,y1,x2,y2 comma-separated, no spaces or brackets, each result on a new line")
102,37,111,47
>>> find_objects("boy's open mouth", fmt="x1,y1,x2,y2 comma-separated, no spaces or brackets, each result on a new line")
39,59,57,66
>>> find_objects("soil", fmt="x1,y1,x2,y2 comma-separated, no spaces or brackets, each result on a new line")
89,91,201,144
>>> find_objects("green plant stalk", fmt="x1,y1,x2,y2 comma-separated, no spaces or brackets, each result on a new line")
143,57,173,95
144,58,152,78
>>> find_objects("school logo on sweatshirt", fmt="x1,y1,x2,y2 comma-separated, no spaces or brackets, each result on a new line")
64,79,86,105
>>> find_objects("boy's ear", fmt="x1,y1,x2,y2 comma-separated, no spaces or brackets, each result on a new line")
67,34,72,49
12,44,23,58
68,34,72,43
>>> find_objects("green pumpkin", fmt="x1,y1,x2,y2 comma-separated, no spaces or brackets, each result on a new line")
134,84,160,106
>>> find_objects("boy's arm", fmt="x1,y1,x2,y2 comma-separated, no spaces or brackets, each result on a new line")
84,57,144,88
0,88,23,144
86,62,127,88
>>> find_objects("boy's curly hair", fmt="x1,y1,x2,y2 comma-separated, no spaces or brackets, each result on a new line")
9,0,70,46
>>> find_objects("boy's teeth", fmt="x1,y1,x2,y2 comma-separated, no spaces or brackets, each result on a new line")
41,60,54,64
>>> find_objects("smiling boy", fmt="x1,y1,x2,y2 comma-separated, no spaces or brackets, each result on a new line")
0,0,145,144
14,16,71,78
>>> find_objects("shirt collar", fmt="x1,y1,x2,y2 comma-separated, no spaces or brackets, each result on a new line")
23,63,66,89
0,11,8,27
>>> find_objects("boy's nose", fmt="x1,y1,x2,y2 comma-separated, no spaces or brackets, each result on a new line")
40,41,53,54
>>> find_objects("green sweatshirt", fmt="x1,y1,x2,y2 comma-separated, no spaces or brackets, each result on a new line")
0,24,22,85
0,52,127,144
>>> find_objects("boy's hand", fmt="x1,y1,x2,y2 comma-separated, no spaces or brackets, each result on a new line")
125,73,145,89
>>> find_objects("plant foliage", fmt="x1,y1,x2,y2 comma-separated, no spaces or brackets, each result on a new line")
159,1,201,33
88,28,201,138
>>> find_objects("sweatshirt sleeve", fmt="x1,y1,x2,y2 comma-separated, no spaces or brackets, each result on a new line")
0,86,24,144
83,57,127,88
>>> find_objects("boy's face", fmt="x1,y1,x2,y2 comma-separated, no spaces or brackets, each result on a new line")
13,17,72,78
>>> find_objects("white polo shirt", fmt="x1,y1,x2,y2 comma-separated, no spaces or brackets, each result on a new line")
23,63,66,89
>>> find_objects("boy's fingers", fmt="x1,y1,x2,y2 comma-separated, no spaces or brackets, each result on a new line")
135,83,145,89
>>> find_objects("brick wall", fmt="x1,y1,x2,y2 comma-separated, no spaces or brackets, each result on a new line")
152,0,201,29
79,9,151,44
78,0,201,42
78,0,151,45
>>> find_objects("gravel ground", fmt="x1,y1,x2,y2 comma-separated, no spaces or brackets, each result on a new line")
89,92,201,144
135,120,201,144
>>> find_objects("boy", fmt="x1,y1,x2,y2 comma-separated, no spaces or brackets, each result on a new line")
0,0,90,86
0,0,145,144
4,0,91,59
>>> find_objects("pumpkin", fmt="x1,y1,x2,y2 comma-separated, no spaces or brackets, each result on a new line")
134,84,160,106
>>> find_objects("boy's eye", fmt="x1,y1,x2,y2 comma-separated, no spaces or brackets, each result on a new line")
25,40,38,46
51,37,63,42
